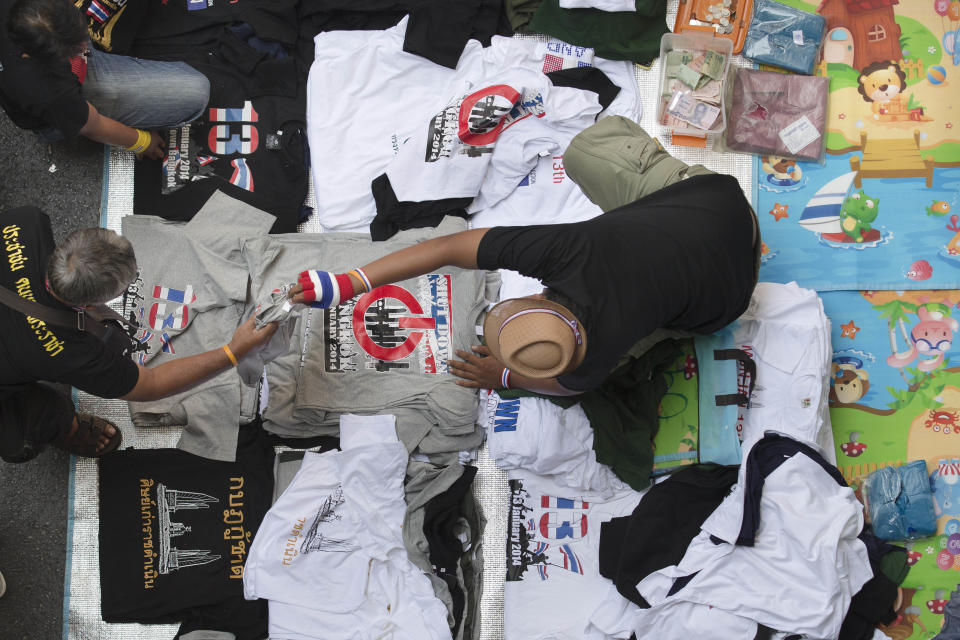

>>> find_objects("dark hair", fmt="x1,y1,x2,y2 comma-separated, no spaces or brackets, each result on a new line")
7,0,88,62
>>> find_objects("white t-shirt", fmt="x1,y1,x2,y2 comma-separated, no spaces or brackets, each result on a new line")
306,18,485,232
632,452,872,640
385,68,601,209
733,282,835,462
503,474,642,640
307,27,640,233
243,414,451,639
482,391,629,497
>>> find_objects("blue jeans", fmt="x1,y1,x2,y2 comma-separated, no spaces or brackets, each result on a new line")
81,47,209,129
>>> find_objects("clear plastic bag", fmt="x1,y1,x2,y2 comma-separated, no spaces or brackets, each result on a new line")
743,0,826,74
724,67,828,163
862,460,937,541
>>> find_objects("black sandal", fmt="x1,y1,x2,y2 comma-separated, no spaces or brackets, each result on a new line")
56,413,123,458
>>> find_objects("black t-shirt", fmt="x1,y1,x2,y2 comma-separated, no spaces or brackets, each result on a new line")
0,0,89,136
476,173,755,391
132,30,307,233
0,206,139,398
98,424,275,639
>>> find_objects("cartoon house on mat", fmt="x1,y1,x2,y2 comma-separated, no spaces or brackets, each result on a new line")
818,0,902,68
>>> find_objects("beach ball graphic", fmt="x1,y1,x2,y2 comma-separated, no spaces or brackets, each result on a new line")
928,65,947,85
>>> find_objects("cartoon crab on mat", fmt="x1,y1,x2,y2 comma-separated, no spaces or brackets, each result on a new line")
924,409,960,434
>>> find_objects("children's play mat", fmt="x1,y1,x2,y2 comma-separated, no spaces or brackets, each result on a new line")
64,0,959,638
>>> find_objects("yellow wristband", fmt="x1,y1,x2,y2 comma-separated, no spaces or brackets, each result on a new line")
125,129,150,154
222,344,239,367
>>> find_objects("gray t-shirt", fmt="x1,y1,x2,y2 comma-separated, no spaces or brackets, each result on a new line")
245,218,487,452
121,191,275,461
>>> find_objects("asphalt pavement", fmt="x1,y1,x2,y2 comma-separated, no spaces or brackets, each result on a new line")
0,114,103,638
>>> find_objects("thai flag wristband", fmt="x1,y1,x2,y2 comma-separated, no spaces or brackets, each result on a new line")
501,367,511,389
298,270,356,308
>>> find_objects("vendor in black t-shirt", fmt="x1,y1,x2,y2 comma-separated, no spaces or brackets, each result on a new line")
0,0,209,159
0,206,277,463
288,170,759,396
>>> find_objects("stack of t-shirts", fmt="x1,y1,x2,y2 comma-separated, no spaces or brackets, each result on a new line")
733,282,836,463
373,65,603,236
307,22,637,233
265,450,485,639
469,45,642,232
245,217,489,456
121,191,274,462
481,390,629,497
133,29,308,233
130,0,299,60
503,473,643,639
98,423,275,639
307,17,480,233
244,414,452,640
404,461,485,640
589,432,873,640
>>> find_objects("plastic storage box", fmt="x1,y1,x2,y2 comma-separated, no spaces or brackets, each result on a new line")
657,31,733,141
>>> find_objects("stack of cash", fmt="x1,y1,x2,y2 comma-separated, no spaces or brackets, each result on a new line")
660,48,726,131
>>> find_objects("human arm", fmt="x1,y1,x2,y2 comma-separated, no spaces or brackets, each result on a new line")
121,315,277,402
448,345,581,397
288,228,491,305
79,102,164,160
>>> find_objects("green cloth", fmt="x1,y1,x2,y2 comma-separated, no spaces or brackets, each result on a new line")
500,338,682,491
879,549,909,586
504,0,542,32
528,0,669,66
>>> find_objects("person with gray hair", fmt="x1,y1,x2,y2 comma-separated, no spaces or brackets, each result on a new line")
45,227,138,306
0,206,277,463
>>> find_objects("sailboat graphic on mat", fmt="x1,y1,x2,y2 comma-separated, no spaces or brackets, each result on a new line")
798,171,890,248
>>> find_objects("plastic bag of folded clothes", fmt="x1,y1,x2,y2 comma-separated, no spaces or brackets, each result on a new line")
722,67,828,163
742,0,825,75
861,460,937,540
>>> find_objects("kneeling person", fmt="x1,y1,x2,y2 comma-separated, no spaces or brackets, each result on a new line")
0,206,276,463
290,119,758,395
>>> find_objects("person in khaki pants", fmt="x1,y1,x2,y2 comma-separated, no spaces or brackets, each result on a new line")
562,115,761,361
563,115,717,213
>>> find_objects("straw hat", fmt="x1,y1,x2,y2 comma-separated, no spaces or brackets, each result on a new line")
483,297,587,379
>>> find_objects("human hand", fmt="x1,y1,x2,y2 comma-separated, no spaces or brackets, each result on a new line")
288,281,307,305
139,130,165,161
448,345,506,389
287,271,356,308
228,314,278,358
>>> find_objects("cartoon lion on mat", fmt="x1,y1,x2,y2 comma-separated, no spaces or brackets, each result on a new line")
858,61,931,122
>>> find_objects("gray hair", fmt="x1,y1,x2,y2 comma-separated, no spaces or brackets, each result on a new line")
47,228,137,305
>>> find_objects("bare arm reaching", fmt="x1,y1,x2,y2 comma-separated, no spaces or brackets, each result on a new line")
288,228,491,304
79,102,165,160
121,315,277,402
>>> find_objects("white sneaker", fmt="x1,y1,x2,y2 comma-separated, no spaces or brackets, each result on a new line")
0,569,6,598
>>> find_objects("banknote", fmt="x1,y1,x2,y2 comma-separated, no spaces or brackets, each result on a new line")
701,50,726,80
666,91,721,130
665,50,695,68
677,64,702,88
691,79,721,103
